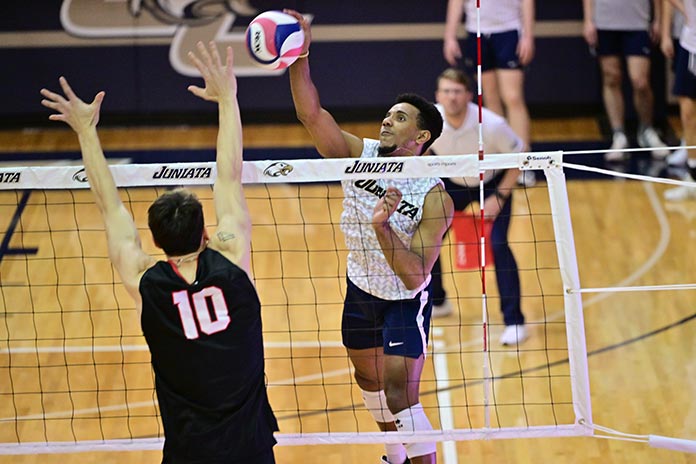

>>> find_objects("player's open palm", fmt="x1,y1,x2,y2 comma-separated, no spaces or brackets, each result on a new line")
40,76,104,134
188,41,236,103
373,186,403,226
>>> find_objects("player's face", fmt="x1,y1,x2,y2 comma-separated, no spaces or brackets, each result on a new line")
378,102,426,156
436,78,471,117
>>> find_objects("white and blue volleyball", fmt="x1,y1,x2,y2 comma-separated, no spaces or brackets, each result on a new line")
245,11,304,70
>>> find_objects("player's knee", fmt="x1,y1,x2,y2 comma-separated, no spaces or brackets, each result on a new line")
383,385,409,413
631,76,650,93
602,70,622,87
353,371,380,391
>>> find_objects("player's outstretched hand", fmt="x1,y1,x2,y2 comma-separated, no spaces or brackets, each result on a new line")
40,77,104,134
188,41,236,103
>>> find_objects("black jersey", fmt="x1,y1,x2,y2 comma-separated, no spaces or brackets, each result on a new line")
140,248,278,463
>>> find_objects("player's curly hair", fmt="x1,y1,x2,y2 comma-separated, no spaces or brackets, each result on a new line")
148,188,205,256
394,93,443,154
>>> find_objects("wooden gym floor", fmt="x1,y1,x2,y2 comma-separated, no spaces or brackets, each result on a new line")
0,116,695,463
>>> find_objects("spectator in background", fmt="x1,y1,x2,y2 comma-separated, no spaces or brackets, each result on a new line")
662,0,689,166
664,0,696,200
430,68,528,346
583,0,671,162
443,0,536,187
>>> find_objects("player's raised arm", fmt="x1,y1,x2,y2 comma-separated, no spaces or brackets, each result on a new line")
187,41,252,276
283,9,363,159
40,77,153,304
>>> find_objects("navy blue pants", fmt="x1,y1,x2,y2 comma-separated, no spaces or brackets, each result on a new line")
432,175,524,326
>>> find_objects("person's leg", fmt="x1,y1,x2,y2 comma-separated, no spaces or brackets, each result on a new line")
480,70,504,117
665,45,696,200
464,32,504,116
599,55,626,133
598,55,630,160
497,69,530,149
342,282,409,463
623,30,669,158
383,354,435,464
627,55,654,128
381,290,436,463
665,96,696,200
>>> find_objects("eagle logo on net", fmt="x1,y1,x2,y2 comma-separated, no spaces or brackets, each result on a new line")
263,162,294,177
72,168,88,183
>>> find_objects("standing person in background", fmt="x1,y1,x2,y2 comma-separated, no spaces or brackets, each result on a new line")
40,42,279,464
284,9,453,464
583,0,671,161
430,68,528,347
665,0,696,200
443,0,536,187
662,0,690,166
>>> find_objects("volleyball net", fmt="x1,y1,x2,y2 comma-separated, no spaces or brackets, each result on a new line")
0,152,692,454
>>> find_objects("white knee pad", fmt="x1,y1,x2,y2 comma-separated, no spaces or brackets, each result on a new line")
394,403,437,458
361,389,395,423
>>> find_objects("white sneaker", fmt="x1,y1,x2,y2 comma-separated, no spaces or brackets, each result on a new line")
667,147,688,166
664,180,696,201
605,132,629,161
637,127,670,159
380,457,411,464
499,325,528,346
517,171,536,187
432,299,453,318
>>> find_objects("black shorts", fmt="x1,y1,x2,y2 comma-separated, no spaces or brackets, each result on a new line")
464,29,521,72
673,44,696,98
341,278,432,359
596,30,651,57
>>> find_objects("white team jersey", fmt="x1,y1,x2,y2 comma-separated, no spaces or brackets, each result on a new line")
340,139,443,301
592,0,651,31
431,102,524,186
680,0,696,54
464,0,522,34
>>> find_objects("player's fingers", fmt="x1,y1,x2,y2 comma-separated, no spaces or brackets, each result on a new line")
197,40,214,69
40,99,60,110
92,91,105,112
209,41,222,68
225,46,234,74
40,88,66,105
188,51,210,79
58,76,78,101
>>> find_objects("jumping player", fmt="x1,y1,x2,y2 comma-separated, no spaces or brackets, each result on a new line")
284,10,454,464
40,42,278,464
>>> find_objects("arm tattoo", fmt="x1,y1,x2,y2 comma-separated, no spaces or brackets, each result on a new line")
217,231,236,242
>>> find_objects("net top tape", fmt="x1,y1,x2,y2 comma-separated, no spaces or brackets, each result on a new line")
0,151,561,190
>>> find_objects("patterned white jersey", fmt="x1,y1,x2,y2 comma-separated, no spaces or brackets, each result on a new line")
340,138,443,301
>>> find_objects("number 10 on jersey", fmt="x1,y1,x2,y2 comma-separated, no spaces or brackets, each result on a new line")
172,286,231,339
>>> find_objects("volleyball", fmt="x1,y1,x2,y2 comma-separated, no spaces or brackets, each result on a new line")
245,11,304,70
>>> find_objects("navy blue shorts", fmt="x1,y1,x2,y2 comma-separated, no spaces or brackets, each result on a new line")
464,30,521,73
673,44,696,98
341,278,432,359
596,30,651,57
